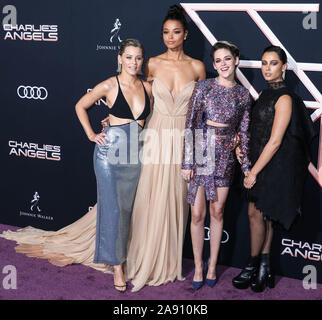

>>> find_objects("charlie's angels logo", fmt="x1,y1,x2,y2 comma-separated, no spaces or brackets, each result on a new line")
281,238,322,261
9,140,61,161
3,24,58,41
181,2,322,187
2,5,58,41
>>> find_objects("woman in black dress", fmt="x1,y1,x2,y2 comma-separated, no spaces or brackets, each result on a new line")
232,45,315,292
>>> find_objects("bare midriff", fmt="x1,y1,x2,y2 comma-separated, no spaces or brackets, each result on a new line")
109,114,145,128
206,119,229,127
205,120,229,138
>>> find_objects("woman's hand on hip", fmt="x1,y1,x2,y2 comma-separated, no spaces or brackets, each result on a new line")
89,132,108,146
101,116,110,131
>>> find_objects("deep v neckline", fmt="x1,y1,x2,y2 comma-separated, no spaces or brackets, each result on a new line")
153,77,195,104
116,76,146,120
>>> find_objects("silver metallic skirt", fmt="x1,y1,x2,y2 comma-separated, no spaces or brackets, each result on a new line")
93,122,143,265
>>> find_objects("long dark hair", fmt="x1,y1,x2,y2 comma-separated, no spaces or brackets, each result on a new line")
262,45,287,64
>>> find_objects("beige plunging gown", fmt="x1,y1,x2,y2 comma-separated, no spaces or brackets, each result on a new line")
0,78,196,292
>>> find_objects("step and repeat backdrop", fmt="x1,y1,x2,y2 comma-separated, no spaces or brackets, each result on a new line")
1,0,321,283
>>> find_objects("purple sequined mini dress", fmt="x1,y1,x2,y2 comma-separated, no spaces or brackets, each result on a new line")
182,78,251,205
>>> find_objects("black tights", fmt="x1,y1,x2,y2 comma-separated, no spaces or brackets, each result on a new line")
248,202,274,257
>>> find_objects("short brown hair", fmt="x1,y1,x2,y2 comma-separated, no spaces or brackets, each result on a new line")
211,41,240,60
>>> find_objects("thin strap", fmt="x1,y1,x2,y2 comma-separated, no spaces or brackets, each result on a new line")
140,79,149,100
116,75,120,86
140,79,146,92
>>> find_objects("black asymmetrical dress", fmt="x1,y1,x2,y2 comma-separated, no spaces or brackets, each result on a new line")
247,81,316,230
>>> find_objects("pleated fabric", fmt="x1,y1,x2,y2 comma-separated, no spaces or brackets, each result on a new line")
0,78,195,292
126,78,195,292
0,205,112,273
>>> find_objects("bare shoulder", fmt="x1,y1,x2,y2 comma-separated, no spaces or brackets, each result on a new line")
98,76,117,91
276,94,292,106
146,55,165,68
189,57,206,79
146,56,162,66
275,94,292,117
144,56,160,80
152,53,167,61
89,76,118,102
190,57,205,69
142,80,152,94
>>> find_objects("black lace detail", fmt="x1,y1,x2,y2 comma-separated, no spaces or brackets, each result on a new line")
246,84,315,230
268,81,286,90
249,85,284,165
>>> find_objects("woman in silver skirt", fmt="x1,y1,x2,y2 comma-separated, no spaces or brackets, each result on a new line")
75,39,152,292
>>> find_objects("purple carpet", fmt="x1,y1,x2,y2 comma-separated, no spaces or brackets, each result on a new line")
0,224,321,300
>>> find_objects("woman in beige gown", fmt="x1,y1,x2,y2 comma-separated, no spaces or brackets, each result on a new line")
0,5,205,292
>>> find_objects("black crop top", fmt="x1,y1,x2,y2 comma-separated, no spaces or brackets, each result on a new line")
108,76,150,120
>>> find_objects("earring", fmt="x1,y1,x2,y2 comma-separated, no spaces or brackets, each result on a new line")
184,37,187,40
282,70,286,79
117,61,122,73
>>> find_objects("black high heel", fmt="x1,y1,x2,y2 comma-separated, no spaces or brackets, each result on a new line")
232,255,260,289
267,273,275,288
113,269,127,293
251,253,275,292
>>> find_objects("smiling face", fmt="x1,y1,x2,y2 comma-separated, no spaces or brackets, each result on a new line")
162,19,187,49
213,48,239,80
118,45,143,76
261,51,287,82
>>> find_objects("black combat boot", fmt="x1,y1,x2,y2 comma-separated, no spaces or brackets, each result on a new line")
232,255,260,289
251,253,275,292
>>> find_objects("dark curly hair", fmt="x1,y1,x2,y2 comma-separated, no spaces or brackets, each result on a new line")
162,5,188,31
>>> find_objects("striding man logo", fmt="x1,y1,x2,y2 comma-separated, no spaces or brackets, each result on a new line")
30,191,41,212
109,18,122,43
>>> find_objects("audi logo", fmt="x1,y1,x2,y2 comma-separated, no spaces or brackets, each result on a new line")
204,227,229,244
17,86,48,100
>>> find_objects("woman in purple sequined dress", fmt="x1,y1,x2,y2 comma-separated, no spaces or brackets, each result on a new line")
181,41,251,290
